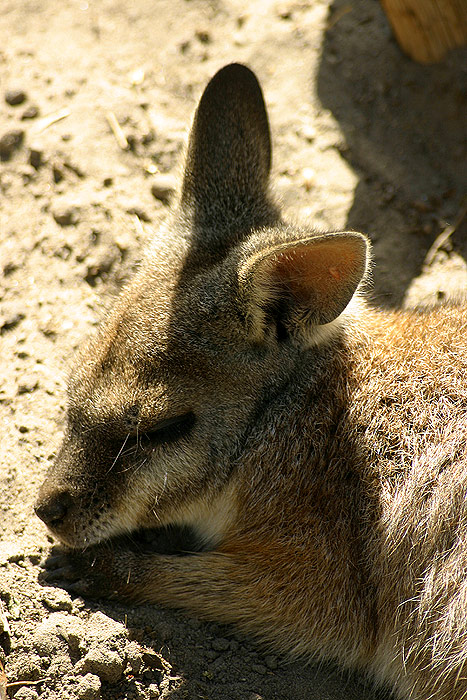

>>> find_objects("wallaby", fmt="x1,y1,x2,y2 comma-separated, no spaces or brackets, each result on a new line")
35,64,467,700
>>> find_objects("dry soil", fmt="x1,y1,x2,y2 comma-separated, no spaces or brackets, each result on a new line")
1,1,466,699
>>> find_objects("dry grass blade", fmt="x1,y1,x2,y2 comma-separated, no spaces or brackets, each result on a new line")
425,199,467,266
6,680,46,690
105,111,129,150
33,107,71,133
0,660,7,700
133,214,145,238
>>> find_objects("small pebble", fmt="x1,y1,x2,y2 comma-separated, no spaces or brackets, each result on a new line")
277,4,293,19
86,611,128,647
46,652,73,678
77,646,125,683
154,621,172,642
0,129,24,159
211,637,230,652
84,252,116,286
126,640,143,674
0,313,24,334
195,29,211,43
148,684,160,699
21,105,39,120
40,587,73,612
208,656,227,673
52,204,80,226
150,173,176,204
3,262,18,276
75,673,101,700
18,375,39,394
52,163,65,183
129,67,145,86
5,88,27,106
29,148,44,169
32,616,67,656
11,688,39,700
6,652,42,681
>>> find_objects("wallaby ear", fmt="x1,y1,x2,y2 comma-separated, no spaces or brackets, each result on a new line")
180,63,272,227
239,232,369,344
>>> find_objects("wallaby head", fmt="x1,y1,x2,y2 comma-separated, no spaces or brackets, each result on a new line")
35,63,368,550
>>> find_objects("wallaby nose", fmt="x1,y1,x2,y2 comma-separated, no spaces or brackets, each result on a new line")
34,490,73,529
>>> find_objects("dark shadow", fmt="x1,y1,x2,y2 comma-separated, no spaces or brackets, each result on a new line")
317,0,467,307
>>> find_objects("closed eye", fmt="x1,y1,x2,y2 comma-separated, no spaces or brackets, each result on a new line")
139,412,196,449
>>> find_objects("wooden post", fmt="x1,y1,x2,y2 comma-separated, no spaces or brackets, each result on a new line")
380,0,467,63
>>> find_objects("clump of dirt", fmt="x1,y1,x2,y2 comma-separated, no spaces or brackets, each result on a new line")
1,1,466,699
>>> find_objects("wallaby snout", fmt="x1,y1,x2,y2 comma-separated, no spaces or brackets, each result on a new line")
35,488,73,531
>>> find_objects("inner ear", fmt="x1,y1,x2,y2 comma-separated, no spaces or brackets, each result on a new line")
271,238,366,324
240,232,369,343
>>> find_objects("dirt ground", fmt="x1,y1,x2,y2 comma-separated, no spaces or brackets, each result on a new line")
1,1,466,699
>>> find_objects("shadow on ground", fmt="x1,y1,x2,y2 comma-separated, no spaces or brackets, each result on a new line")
317,0,467,307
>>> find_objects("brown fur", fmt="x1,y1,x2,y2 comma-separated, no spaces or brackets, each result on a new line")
35,64,467,699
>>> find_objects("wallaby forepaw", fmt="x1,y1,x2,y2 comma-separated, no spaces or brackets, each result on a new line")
41,545,135,600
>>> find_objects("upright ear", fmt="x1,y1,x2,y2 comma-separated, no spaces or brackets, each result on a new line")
239,232,369,345
180,63,272,228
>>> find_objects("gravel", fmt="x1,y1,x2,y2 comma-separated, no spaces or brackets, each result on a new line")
75,646,126,683
150,173,176,204
5,88,27,105
52,203,81,226
29,147,44,169
40,587,74,612
0,129,24,159
75,673,102,700
12,689,40,700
